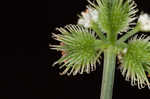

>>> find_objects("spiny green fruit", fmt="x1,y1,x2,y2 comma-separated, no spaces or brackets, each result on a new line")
97,0,138,34
119,35,150,89
50,25,102,76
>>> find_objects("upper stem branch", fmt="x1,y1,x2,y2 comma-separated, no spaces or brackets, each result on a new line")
118,24,140,42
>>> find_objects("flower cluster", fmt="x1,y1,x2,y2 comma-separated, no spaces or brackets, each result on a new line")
78,6,98,28
138,13,150,32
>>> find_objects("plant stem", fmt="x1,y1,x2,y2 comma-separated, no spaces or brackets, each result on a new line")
118,24,140,42
100,46,116,99
91,22,106,40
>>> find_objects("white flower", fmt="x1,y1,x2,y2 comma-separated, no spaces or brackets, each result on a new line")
138,13,150,32
78,6,98,28
122,48,128,54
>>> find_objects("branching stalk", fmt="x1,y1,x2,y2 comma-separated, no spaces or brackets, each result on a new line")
119,24,140,42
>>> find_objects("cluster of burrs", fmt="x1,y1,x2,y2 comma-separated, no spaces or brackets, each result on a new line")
50,0,150,89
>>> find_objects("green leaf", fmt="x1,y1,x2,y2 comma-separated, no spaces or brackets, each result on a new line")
51,25,102,76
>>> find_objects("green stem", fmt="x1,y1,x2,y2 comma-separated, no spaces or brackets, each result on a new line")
118,24,140,42
100,46,116,99
91,22,106,40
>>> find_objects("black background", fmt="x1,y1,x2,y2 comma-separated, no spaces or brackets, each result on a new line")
48,0,150,99
0,0,47,99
